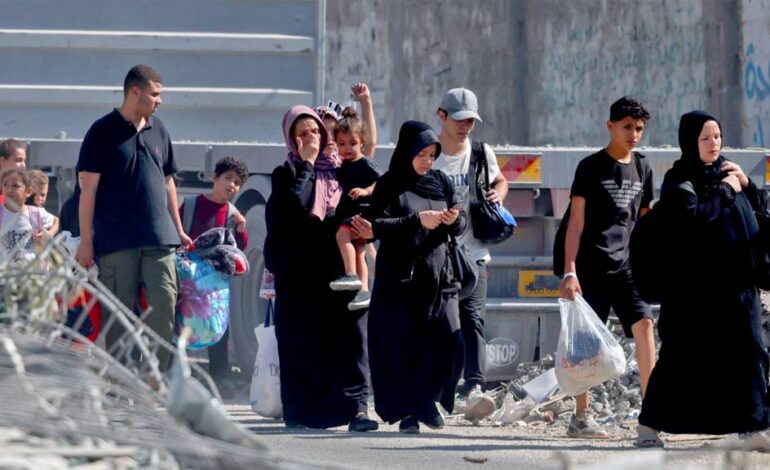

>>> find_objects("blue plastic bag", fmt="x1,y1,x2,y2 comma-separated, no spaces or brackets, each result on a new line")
498,204,518,227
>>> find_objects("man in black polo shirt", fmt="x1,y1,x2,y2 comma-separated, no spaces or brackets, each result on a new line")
75,64,192,371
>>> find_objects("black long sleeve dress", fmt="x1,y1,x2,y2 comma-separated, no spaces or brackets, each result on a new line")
264,160,369,428
638,157,770,434
367,167,467,424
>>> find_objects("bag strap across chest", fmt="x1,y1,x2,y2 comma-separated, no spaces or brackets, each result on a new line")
468,141,489,204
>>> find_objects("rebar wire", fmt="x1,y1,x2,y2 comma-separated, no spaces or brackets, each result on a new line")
0,235,223,399
0,236,315,469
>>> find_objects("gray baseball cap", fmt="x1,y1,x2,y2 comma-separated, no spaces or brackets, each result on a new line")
440,88,482,122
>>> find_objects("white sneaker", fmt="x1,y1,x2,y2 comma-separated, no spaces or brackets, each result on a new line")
566,410,609,439
463,385,495,423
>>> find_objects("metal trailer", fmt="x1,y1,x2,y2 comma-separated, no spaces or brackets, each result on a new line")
3,0,770,381
24,140,770,380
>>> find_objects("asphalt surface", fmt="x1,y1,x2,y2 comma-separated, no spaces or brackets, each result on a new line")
223,402,770,470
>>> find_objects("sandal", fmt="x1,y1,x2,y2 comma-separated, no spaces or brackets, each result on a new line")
633,424,664,448
743,431,770,452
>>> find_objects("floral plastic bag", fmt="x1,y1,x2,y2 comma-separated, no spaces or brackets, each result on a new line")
174,251,231,350
555,294,626,396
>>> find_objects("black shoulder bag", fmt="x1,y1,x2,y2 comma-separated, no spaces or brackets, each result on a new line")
448,234,479,299
469,141,515,244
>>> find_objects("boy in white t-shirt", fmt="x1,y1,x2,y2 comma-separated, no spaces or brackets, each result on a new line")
0,168,57,264
432,88,508,423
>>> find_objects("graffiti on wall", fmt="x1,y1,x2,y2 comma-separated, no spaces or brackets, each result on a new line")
744,43,769,147
326,0,768,148
534,0,706,147
742,0,770,148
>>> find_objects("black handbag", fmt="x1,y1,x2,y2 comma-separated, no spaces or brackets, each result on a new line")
469,142,515,244
448,235,479,299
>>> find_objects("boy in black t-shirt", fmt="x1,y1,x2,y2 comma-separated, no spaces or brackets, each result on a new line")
560,97,656,439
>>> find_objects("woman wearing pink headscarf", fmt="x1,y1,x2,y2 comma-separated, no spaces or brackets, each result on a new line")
263,106,377,431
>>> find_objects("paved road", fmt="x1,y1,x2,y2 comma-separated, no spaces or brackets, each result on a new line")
224,402,770,470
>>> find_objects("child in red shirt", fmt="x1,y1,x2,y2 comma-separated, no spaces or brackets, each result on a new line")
179,157,249,394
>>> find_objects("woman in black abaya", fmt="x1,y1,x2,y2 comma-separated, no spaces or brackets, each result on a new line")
637,111,770,448
365,120,466,434
263,105,376,432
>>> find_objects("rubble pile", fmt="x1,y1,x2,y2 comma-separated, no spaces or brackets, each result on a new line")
455,298,770,437
584,332,644,424
467,319,662,431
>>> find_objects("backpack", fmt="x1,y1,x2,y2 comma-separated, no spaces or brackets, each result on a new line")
181,195,238,235
628,202,668,303
552,152,650,278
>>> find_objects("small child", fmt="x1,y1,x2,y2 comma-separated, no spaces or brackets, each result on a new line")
314,100,344,162
0,138,28,206
179,156,249,395
26,169,50,208
25,169,60,236
315,83,378,163
329,107,380,311
0,168,57,263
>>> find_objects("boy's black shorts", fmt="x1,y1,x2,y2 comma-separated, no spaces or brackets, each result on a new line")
579,265,652,338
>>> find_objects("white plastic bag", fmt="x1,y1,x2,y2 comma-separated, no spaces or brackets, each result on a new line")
555,294,626,396
249,300,282,418
490,394,535,424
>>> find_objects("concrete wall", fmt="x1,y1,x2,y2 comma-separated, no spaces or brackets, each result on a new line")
325,0,756,148
742,0,770,148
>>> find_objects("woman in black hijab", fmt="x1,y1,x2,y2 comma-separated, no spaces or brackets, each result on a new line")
636,111,770,447
366,120,467,434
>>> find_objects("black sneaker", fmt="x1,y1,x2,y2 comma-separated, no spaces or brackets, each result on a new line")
348,291,371,311
417,402,445,429
330,273,363,291
398,416,420,434
348,412,379,432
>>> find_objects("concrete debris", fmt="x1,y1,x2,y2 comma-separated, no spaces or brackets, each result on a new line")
453,316,660,434
0,236,312,469
0,426,175,469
